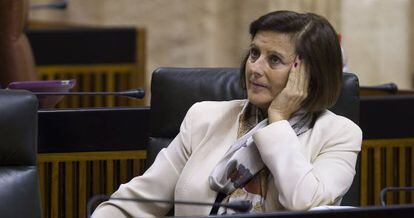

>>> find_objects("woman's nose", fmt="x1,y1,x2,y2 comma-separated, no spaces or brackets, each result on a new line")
250,57,266,76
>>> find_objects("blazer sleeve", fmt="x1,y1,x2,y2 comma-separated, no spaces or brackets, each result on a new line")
252,118,362,211
92,106,196,218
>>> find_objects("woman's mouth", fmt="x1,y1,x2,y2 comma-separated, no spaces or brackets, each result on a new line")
250,80,267,89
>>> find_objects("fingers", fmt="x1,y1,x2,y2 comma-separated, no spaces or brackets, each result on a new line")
297,58,309,96
286,56,300,90
267,57,309,122
286,57,308,103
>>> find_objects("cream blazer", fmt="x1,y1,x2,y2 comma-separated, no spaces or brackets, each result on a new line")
93,100,362,217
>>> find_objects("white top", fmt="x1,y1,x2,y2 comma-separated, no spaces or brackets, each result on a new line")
92,100,362,217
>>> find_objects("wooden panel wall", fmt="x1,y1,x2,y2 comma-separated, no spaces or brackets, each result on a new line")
361,138,414,206
34,27,147,107
36,140,414,217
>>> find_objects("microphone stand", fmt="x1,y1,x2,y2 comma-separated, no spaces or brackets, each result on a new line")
87,194,252,218
360,83,398,94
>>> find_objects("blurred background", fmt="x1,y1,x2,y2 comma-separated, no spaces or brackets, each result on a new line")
1,2,413,218
26,0,414,105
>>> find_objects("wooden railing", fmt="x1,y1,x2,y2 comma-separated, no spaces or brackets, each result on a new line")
361,138,414,206
38,151,147,218
37,63,144,107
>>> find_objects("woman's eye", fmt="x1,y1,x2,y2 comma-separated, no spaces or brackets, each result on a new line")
269,55,281,65
249,48,260,60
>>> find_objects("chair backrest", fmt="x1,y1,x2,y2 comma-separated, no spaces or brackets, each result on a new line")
148,67,360,206
0,89,41,218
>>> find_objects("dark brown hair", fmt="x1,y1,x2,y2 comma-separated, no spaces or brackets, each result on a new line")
241,11,343,112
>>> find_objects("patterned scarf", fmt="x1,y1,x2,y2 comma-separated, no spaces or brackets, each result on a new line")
209,102,313,214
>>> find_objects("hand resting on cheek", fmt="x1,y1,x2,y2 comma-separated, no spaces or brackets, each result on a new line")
268,57,310,123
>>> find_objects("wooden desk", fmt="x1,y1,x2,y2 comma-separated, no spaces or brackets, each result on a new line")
38,107,150,218
360,96,414,206
27,26,147,108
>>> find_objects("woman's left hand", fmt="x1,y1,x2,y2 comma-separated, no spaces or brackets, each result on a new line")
268,58,309,123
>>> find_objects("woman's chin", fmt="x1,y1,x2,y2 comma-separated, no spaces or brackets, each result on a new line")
247,97,270,110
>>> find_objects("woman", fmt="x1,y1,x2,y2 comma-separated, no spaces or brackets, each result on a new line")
93,10,362,217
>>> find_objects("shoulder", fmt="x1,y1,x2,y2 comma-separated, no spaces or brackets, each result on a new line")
313,110,362,149
181,100,245,150
181,99,246,133
315,110,361,134
186,99,246,119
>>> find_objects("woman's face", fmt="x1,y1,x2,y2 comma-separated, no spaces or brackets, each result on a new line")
245,31,297,110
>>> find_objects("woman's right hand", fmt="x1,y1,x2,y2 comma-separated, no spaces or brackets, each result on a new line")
267,58,309,123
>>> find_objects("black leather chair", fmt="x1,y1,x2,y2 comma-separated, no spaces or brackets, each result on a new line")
0,90,42,218
148,67,360,206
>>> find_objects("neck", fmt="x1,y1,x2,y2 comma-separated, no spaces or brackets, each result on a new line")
258,107,268,119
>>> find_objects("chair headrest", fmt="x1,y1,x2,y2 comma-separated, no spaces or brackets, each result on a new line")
150,67,359,137
330,72,360,124
0,90,38,165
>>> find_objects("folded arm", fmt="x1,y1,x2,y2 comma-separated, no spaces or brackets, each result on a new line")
253,118,362,211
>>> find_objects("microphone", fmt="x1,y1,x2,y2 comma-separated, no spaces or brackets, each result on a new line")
33,88,145,99
360,83,398,94
87,194,252,218
31,0,68,10
380,186,414,206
